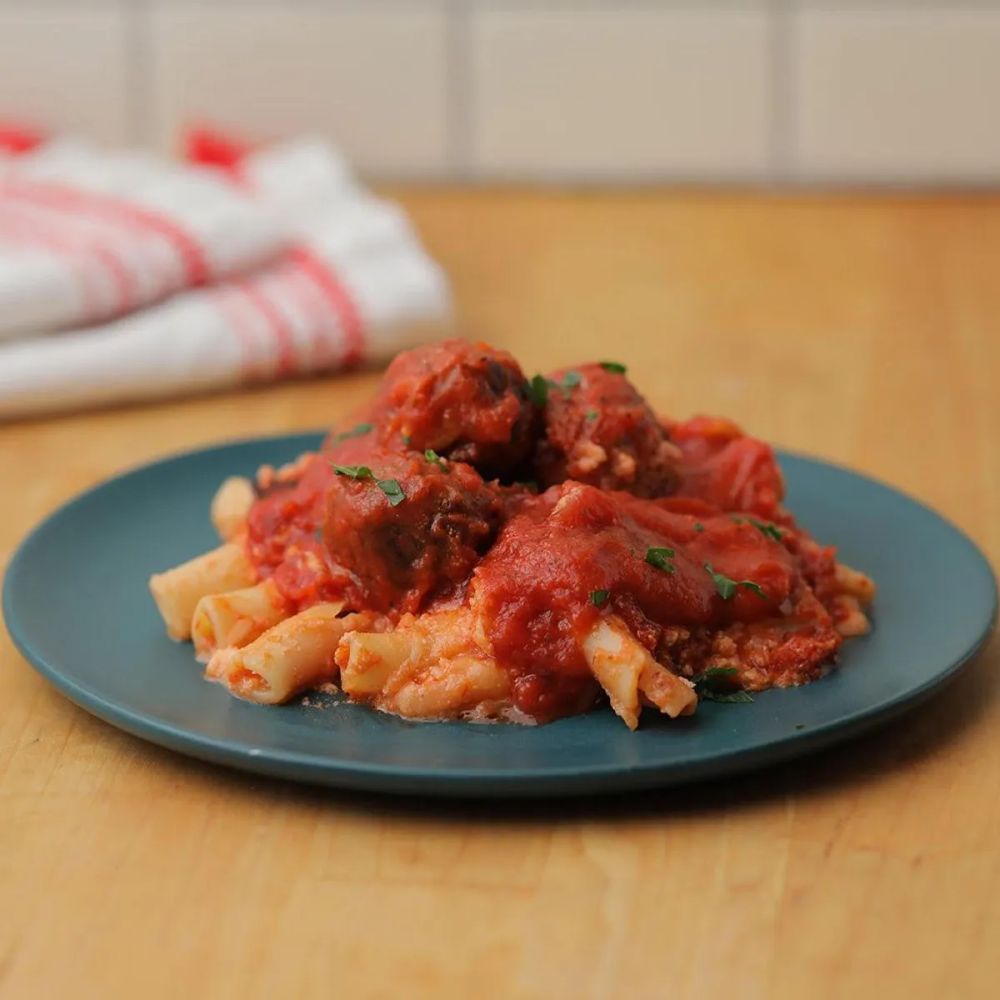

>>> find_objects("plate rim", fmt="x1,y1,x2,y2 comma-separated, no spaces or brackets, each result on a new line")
3,433,997,796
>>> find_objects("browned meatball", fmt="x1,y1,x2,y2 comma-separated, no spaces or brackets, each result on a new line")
534,363,680,497
323,446,505,614
368,339,537,479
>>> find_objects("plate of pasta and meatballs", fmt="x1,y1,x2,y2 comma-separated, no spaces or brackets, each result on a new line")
4,340,996,795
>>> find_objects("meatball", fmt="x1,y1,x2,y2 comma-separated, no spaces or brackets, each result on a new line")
369,339,537,479
324,446,505,613
669,416,785,520
534,364,680,497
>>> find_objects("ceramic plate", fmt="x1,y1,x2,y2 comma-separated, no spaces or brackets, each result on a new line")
4,433,996,797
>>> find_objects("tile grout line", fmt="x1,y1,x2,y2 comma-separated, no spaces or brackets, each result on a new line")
445,0,474,181
124,0,153,149
113,0,1000,6
46,0,1000,184
769,0,794,183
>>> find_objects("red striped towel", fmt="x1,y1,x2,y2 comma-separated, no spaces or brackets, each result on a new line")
0,128,451,418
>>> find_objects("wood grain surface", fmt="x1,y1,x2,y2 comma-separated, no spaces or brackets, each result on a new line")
1,190,998,1000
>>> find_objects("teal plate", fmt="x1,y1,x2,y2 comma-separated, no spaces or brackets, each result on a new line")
3,433,996,797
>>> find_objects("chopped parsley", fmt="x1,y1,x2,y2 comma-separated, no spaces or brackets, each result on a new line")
695,666,739,686
526,373,549,407
728,515,783,542
332,464,373,480
590,588,610,608
585,409,599,422
692,667,754,704
693,522,705,533
376,479,406,506
332,463,406,506
333,422,373,443
709,691,754,704
645,547,676,573
599,361,627,374
424,448,445,466
401,433,412,446
748,517,783,542
704,562,767,601
527,371,582,405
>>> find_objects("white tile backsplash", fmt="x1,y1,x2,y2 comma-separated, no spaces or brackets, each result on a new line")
792,7,1000,181
148,3,450,176
0,1,999,184
469,7,772,180
0,6,131,146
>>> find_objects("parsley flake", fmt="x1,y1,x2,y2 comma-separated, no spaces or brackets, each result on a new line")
424,449,445,466
645,547,676,573
705,689,755,704
730,515,783,542
376,479,405,506
401,433,412,446
599,361,627,374
559,371,582,392
526,374,549,407
741,580,768,600
693,522,705,533
332,464,373,480
585,409,599,422
590,588,610,608
748,517,783,542
691,666,754,704
528,371,582,405
704,562,768,601
333,464,405,506
333,422,373,443
697,666,739,684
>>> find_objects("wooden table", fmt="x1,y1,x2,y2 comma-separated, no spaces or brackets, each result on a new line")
2,190,998,999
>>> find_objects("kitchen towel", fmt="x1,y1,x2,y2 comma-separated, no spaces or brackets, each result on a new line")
0,135,285,339
0,130,451,418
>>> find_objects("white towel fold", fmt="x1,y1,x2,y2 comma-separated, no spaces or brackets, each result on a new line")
0,133,452,418
0,138,287,338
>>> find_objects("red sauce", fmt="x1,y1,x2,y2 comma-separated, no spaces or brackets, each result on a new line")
246,451,351,611
242,342,862,722
473,483,806,719
322,445,508,614
670,415,786,521
535,363,679,496
366,339,537,478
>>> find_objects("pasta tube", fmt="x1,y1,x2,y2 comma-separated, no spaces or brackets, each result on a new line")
390,654,511,719
205,604,370,704
582,616,696,729
210,476,256,541
338,630,413,696
835,562,876,604
191,579,287,661
338,609,511,719
149,542,256,640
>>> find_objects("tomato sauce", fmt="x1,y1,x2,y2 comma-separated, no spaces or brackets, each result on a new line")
241,341,864,723
670,415,786,522
322,445,509,614
472,483,810,718
246,448,359,611
367,339,537,479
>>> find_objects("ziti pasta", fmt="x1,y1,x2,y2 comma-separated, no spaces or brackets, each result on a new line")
150,339,874,728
